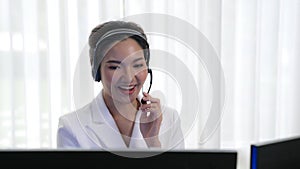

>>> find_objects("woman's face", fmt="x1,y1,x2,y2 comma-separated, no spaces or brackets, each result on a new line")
100,38,148,104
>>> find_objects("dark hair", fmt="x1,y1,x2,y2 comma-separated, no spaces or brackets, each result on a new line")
88,21,150,82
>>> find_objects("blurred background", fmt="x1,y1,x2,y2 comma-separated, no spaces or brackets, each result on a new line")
0,0,300,169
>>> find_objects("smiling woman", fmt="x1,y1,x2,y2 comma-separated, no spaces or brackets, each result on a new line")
100,38,148,104
1,1,300,168
56,20,185,150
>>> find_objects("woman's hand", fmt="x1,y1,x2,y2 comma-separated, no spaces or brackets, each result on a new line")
139,92,163,147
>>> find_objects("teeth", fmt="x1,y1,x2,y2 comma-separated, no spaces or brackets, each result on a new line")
119,86,135,90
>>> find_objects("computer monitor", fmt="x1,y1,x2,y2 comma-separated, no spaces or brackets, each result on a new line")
250,136,300,169
0,149,237,169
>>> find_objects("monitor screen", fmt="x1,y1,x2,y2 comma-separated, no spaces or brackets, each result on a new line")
250,136,300,169
0,149,237,169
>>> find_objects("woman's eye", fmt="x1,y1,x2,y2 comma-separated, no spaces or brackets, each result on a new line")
108,66,120,70
133,64,144,68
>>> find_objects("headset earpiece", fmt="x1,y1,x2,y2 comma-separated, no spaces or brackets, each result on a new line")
95,69,101,82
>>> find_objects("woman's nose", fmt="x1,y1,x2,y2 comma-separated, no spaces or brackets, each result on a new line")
122,67,136,82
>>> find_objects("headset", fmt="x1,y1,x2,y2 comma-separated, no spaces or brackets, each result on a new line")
91,28,153,103
141,68,153,104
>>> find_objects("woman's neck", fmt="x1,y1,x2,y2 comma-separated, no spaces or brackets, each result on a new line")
102,90,140,147
102,91,139,122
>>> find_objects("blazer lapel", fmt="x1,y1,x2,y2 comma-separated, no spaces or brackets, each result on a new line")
81,91,151,149
82,91,127,149
129,110,148,148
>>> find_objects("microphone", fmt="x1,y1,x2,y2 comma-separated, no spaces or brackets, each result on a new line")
141,68,152,104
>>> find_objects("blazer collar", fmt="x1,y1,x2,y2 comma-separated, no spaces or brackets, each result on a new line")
83,90,148,149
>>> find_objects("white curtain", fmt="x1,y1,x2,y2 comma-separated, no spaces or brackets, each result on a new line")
1,0,300,169
221,0,300,168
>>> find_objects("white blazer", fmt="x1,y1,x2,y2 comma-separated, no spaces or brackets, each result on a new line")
57,90,185,150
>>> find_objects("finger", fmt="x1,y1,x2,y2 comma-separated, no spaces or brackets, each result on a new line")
140,103,154,110
140,104,161,115
140,111,153,123
143,91,149,97
141,92,151,104
140,111,160,123
142,93,160,104
148,97,160,104
140,104,162,118
141,110,163,123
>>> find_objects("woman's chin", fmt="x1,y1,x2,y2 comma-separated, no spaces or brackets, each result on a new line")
112,92,138,104
110,86,142,103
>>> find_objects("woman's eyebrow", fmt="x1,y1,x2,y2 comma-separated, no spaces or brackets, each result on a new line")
133,57,144,62
106,57,144,64
105,60,121,64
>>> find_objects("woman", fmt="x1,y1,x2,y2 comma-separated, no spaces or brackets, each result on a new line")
57,21,185,150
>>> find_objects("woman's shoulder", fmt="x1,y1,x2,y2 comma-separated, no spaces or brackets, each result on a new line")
161,105,181,122
59,101,94,122
162,105,176,113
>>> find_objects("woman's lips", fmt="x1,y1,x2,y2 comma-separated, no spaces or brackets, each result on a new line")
118,85,137,95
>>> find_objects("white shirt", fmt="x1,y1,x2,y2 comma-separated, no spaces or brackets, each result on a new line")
57,90,185,150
